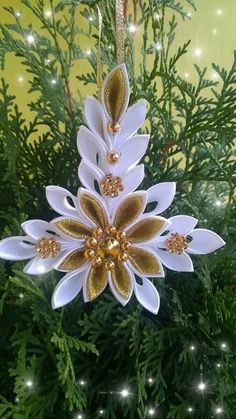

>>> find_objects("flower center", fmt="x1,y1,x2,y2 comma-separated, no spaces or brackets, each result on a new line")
84,226,131,270
35,237,61,259
100,175,124,198
166,233,188,255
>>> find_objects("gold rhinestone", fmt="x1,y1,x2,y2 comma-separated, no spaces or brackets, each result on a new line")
98,237,120,257
86,237,98,249
121,241,131,251
105,225,117,236
35,237,61,259
107,151,120,164
92,228,104,239
84,249,95,259
166,233,188,255
104,260,115,271
107,121,121,134
118,252,128,262
91,256,103,267
116,231,127,241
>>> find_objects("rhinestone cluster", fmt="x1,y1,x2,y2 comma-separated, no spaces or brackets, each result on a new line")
84,226,131,270
100,175,124,198
35,237,61,259
166,233,188,255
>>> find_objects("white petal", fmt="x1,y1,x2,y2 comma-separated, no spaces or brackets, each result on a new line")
115,135,149,175
23,255,57,275
84,96,108,142
77,126,109,172
51,269,86,309
0,236,36,261
187,229,226,255
108,263,134,306
21,220,56,241
78,160,104,192
102,64,130,123
114,100,147,147
156,248,193,272
168,215,198,235
46,186,78,218
146,182,176,215
134,276,160,315
122,165,144,196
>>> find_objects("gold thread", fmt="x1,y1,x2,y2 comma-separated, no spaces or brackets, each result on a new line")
116,0,125,65
96,5,103,101
129,246,161,275
126,217,165,243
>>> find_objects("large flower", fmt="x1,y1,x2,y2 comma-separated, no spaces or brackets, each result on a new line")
155,215,225,271
50,187,170,314
0,220,79,275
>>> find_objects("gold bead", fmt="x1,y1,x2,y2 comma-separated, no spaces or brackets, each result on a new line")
108,121,121,134
84,249,95,259
91,256,103,267
105,225,117,236
118,252,128,262
86,237,98,248
107,151,120,164
121,241,131,251
116,231,127,241
92,228,103,239
104,260,115,271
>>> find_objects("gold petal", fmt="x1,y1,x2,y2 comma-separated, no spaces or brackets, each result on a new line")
59,248,87,271
103,65,128,122
86,265,107,301
79,192,108,228
129,246,161,275
110,262,132,300
55,219,92,239
114,193,145,231
126,217,165,243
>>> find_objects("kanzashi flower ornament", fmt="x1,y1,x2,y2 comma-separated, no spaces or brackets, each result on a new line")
0,64,225,314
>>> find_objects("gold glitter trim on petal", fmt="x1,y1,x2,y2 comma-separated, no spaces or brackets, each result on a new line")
86,265,107,301
103,66,127,122
126,217,165,243
55,219,92,239
110,262,132,300
114,194,145,231
129,246,161,275
79,192,108,228
59,248,87,271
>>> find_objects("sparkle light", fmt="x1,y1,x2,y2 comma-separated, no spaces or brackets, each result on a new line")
51,79,57,85
216,407,223,414
86,49,91,56
79,380,86,386
88,16,93,22
212,72,219,80
148,408,155,416
220,342,227,350
194,48,202,57
15,11,22,17
187,12,192,17
99,410,104,414
190,345,196,351
108,45,112,50
129,24,137,34
45,10,52,18
216,363,221,368
212,28,217,34
19,292,24,298
154,13,160,20
216,9,223,16
198,382,206,391
184,72,190,78
26,380,33,388
77,415,83,419
155,42,162,51
26,34,35,44
148,377,154,384
120,388,129,398
215,200,221,206
188,407,193,413
18,76,24,83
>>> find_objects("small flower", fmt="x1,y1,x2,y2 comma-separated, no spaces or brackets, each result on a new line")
155,215,225,271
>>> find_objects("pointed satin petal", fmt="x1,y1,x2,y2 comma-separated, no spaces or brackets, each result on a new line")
156,248,193,272
128,246,164,277
52,269,86,309
21,220,56,241
23,255,57,275
84,265,108,302
78,160,104,192
84,96,106,140
114,100,147,146
187,229,226,255
169,215,198,235
134,277,160,315
121,165,144,196
56,247,87,272
77,126,108,171
115,135,149,175
0,236,36,261
113,191,147,230
146,182,176,215
46,185,78,218
78,189,109,228
53,217,92,240
109,262,133,306
126,216,168,243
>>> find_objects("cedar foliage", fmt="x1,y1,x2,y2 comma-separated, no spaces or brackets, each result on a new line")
0,1,235,418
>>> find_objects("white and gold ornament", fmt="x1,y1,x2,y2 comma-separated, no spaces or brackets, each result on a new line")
0,64,225,314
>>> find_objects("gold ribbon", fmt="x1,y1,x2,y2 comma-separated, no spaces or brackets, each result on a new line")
96,5,103,100
116,0,125,64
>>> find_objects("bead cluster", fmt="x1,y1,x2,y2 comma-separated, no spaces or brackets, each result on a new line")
84,226,131,270
35,237,61,259
100,174,124,198
166,233,188,254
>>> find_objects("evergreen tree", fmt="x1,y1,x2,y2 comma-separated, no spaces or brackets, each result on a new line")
0,1,235,418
